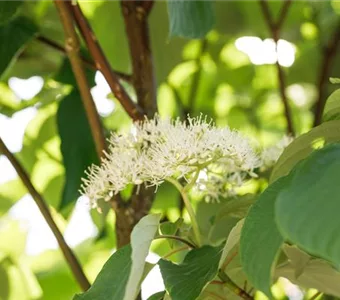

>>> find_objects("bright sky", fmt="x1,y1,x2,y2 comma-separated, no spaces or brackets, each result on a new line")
0,37,297,299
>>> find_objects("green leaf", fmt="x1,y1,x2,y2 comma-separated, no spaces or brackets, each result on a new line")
74,245,132,300
0,180,26,216
219,219,244,269
276,245,340,297
147,291,166,300
330,77,340,84
275,144,340,268
57,90,98,212
0,1,23,25
0,258,10,300
124,214,161,300
240,177,289,297
0,16,38,78
159,245,222,300
159,218,183,248
270,120,340,183
167,1,214,38
323,89,340,122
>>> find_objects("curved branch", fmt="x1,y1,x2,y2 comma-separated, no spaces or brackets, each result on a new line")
54,0,106,158
0,137,90,291
67,2,144,121
154,235,197,249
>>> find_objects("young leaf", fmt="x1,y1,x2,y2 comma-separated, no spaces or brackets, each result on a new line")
330,77,340,84
0,16,37,78
57,90,98,212
124,214,161,300
275,144,340,268
240,177,289,297
159,245,222,300
167,1,214,38
219,219,244,269
74,245,132,300
270,120,340,183
147,291,166,300
323,89,340,122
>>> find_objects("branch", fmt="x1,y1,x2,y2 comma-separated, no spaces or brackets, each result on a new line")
259,0,295,136
37,35,132,82
67,2,144,121
218,269,254,300
0,137,90,291
313,23,340,126
54,0,106,158
120,0,157,116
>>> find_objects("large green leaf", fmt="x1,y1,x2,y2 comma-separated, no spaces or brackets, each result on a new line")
167,1,214,39
159,245,222,300
240,177,289,297
57,91,98,211
0,1,23,25
74,245,132,300
124,214,161,300
323,89,340,122
275,144,340,268
270,120,340,182
0,16,37,78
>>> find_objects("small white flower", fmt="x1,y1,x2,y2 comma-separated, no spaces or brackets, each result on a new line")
80,115,259,207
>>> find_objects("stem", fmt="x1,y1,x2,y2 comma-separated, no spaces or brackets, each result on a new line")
163,246,189,259
218,269,253,300
313,22,340,126
0,137,90,291
309,291,322,300
259,0,295,136
54,0,106,158
67,2,144,121
154,235,197,249
36,35,132,82
166,177,202,247
221,250,238,272
120,0,157,116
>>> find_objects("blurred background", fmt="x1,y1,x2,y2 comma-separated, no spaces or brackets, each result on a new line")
1,1,340,299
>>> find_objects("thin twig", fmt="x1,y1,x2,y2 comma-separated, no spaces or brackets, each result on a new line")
67,2,144,121
0,137,90,291
54,0,106,158
37,35,132,82
309,291,322,300
218,269,254,300
154,235,197,249
259,0,295,135
221,250,238,272
313,22,340,126
163,246,189,259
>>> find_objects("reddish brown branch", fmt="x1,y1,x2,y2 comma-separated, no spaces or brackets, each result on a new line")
0,137,90,291
313,23,340,126
67,2,144,121
54,0,106,158
120,0,157,116
259,0,295,135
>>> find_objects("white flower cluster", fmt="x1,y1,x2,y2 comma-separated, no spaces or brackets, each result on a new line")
261,135,293,170
80,115,259,208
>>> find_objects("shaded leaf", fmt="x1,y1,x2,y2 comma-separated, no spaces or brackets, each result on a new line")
124,214,161,300
219,219,244,269
275,144,340,269
167,1,214,38
159,245,222,300
57,90,98,212
323,89,340,122
0,16,37,78
74,245,132,300
240,177,289,297
0,1,23,25
270,120,340,182
147,291,166,300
